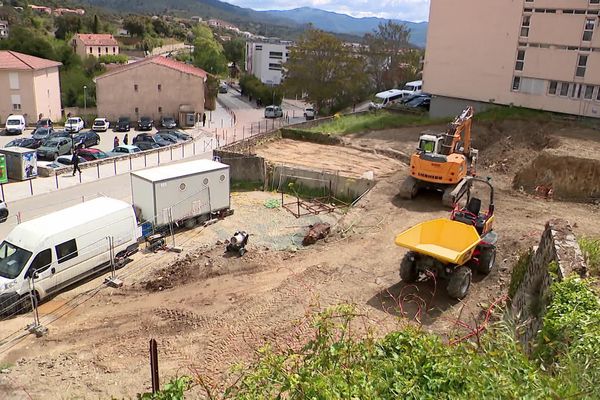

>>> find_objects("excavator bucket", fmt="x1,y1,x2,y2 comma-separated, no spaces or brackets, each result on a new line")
394,218,481,265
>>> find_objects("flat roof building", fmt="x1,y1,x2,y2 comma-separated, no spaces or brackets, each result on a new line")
423,0,600,118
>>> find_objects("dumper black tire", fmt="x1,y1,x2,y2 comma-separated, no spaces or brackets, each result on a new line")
400,251,418,283
447,266,471,299
476,246,496,275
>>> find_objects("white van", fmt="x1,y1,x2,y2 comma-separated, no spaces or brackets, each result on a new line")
398,80,423,97
4,114,26,135
0,197,140,314
369,89,406,110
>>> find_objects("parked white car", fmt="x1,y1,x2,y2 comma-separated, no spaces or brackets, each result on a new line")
304,107,316,120
92,118,110,132
265,105,283,118
65,117,84,133
397,80,423,98
4,114,26,135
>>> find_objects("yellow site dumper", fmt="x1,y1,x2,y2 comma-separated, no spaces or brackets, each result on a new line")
394,177,497,299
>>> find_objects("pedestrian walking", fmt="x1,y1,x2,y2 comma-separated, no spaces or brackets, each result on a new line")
202,113,207,127
72,147,81,176
114,136,119,148
123,133,128,145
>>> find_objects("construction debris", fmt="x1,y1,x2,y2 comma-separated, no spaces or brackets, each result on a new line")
303,223,331,246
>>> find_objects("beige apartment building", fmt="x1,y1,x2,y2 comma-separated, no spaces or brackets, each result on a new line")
0,51,62,123
424,0,600,118
95,56,207,126
71,33,119,60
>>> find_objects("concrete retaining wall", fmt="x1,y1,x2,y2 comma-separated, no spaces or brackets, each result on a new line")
213,150,265,183
510,219,588,352
270,164,374,202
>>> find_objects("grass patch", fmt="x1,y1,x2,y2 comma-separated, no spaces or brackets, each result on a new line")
476,106,557,122
579,237,600,275
231,180,263,192
308,111,448,135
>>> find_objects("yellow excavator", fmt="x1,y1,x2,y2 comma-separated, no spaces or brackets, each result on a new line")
398,106,478,207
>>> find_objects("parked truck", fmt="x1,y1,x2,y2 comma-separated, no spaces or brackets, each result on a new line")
131,159,231,231
0,197,140,314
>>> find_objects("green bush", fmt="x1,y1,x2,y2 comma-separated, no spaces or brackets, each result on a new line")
579,237,600,275
98,54,128,64
239,74,282,106
137,377,192,400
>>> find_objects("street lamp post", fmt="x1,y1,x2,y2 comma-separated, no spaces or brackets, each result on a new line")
83,85,87,115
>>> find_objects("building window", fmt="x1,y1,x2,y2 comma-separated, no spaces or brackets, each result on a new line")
269,63,282,71
521,15,531,37
512,76,521,91
548,81,558,95
515,50,525,71
105,47,108,53
269,51,283,59
592,0,600,4
584,85,595,99
255,45,262,50
12,103,21,110
134,84,138,92
576,54,588,77
596,88,600,101
113,47,116,53
559,82,570,96
158,106,162,113
89,47,92,53
583,18,596,41
8,72,19,90
575,9,586,14
158,84,162,91
135,107,139,113
56,239,78,264
525,0,533,2
570,83,583,98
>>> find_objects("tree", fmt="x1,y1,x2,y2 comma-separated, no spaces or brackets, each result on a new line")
223,38,245,68
364,21,415,89
54,15,83,40
123,15,149,37
191,25,227,75
283,29,368,114
92,14,99,34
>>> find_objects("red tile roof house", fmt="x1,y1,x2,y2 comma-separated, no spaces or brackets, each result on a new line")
0,51,62,124
71,33,119,59
95,56,208,126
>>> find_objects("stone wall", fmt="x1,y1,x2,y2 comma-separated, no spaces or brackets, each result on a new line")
511,219,587,352
213,150,265,184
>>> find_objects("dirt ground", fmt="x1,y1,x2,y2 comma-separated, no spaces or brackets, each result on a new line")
255,138,404,179
1,119,600,399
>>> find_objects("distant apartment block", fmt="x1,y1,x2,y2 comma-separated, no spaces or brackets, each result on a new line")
71,34,119,59
424,0,600,118
0,20,8,40
245,41,291,85
0,51,62,123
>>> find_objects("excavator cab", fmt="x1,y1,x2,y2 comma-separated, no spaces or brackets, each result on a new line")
417,134,442,154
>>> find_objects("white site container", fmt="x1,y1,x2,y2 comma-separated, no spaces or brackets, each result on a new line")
131,159,230,227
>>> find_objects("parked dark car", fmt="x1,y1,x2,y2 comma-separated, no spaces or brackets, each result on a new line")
154,132,179,144
160,116,177,129
135,141,161,151
157,129,191,141
36,118,53,129
133,133,170,147
5,138,40,149
137,116,154,131
73,130,100,147
403,94,431,111
36,137,72,160
114,116,131,132
31,127,55,142
77,148,110,161
50,130,71,139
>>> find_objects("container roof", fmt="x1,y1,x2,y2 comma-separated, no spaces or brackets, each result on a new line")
132,159,229,182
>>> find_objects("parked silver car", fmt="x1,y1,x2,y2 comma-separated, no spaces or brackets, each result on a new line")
36,137,72,160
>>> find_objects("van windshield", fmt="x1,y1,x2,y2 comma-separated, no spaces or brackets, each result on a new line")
0,241,32,279
402,85,417,91
6,120,21,125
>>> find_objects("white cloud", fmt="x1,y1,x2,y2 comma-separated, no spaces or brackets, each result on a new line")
226,0,430,22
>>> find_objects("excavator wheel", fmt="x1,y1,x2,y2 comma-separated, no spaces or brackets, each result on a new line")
399,176,419,200
442,185,457,208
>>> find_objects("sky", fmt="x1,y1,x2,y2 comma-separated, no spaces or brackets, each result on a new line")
225,0,431,22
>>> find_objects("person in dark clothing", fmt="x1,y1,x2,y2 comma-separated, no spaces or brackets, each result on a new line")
72,148,81,176
202,113,207,127
114,136,119,148
123,133,128,145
